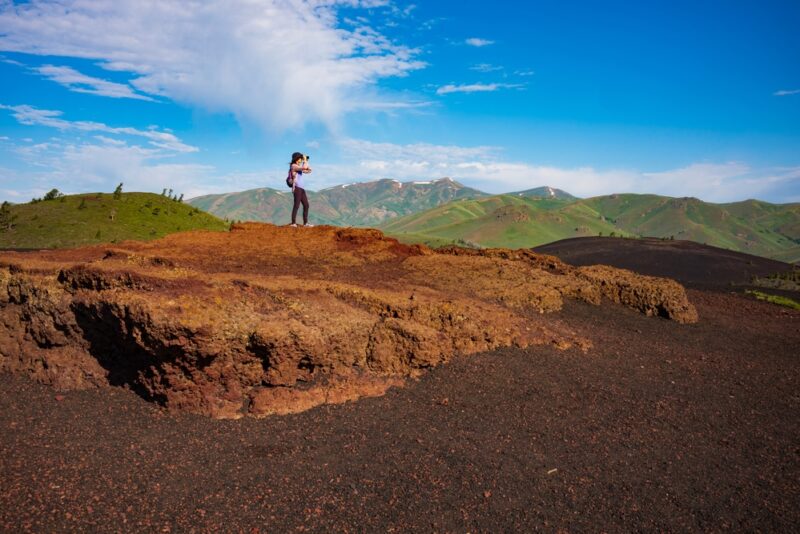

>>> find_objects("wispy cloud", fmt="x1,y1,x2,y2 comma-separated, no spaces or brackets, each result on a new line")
420,17,446,31
1,134,796,204
354,100,434,110
327,140,800,203
465,37,494,47
0,1,425,132
341,138,498,163
35,65,154,101
0,56,24,67
774,89,800,97
470,63,503,73
515,69,535,77
437,83,522,95
0,104,197,153
0,137,224,202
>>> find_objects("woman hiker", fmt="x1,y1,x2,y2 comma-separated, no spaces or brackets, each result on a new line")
288,152,313,227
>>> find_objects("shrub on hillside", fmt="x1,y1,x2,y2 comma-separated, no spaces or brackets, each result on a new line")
0,201,17,231
43,188,64,201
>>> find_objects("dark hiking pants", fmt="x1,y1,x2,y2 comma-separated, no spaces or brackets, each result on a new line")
292,187,309,225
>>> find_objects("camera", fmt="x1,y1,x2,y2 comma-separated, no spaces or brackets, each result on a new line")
304,154,310,161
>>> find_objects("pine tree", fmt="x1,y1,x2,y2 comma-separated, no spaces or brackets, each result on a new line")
113,183,123,200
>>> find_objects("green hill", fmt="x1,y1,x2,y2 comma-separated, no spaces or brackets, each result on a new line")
380,194,634,249
0,192,229,250
379,193,800,262
578,195,799,260
188,178,488,227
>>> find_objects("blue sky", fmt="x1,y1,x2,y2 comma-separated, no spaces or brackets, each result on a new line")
1,0,799,203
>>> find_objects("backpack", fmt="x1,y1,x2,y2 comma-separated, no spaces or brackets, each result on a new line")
286,169,294,188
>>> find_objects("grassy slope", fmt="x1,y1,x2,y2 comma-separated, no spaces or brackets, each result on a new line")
580,195,798,260
381,193,800,262
382,195,632,249
0,192,229,249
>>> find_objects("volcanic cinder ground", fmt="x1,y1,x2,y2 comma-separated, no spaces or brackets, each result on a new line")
1,224,696,418
1,226,798,531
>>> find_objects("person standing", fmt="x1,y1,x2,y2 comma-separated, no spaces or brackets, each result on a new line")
289,152,313,227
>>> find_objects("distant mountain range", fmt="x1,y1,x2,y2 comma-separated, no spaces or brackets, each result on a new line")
188,178,487,227
508,186,577,200
188,179,799,263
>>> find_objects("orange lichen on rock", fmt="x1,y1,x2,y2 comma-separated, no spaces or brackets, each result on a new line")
0,223,697,418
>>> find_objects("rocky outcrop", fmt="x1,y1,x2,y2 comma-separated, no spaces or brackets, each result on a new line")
0,224,697,418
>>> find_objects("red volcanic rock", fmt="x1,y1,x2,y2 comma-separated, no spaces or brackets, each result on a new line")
0,224,697,417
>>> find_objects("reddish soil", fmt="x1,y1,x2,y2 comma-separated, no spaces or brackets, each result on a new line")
1,288,798,531
1,224,696,418
1,227,797,530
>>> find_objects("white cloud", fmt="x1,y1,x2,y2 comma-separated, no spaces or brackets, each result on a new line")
0,102,216,201
420,17,446,31
322,139,800,203
341,138,498,162
774,89,800,97
437,83,522,95
2,125,796,204
465,38,494,47
0,136,9,141
35,64,154,101
515,69,535,77
0,56,24,66
0,104,197,153
0,137,225,201
470,63,503,73
353,100,434,110
642,162,751,194
0,1,425,132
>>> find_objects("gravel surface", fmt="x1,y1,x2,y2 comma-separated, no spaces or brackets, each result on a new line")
2,287,799,532
535,237,794,289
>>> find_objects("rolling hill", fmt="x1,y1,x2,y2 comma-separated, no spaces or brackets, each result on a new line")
379,194,632,248
187,178,488,227
379,193,800,262
0,192,229,250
